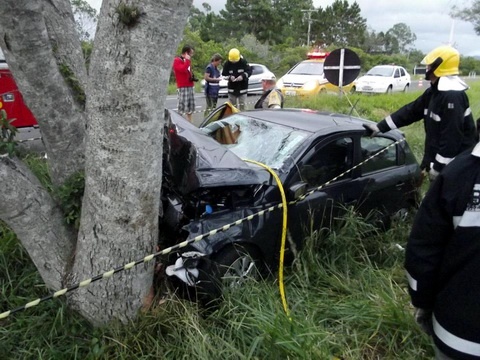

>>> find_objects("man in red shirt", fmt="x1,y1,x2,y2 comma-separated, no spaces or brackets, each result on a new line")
173,45,196,122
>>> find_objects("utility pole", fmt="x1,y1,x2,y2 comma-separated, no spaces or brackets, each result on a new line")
301,10,315,46
448,19,455,46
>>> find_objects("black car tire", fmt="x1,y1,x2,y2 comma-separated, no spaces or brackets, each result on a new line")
404,84,409,92
386,85,393,94
196,243,264,306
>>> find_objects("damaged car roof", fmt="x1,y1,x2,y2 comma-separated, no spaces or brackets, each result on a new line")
164,108,384,194
200,108,373,134
164,110,270,194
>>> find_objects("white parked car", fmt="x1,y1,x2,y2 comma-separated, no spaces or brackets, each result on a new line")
354,65,411,94
201,63,275,96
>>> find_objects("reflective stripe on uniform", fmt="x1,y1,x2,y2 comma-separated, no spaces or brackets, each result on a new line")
435,153,454,165
473,143,480,158
431,112,441,122
433,315,480,356
385,115,397,130
465,108,472,117
453,183,480,229
453,211,480,229
406,271,417,291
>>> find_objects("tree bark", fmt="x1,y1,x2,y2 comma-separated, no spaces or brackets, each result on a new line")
0,0,86,186
70,0,191,324
0,0,192,325
0,155,75,290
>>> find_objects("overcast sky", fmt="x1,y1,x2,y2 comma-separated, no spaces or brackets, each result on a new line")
86,0,480,56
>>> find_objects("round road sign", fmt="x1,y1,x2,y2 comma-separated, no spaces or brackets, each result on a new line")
324,48,361,87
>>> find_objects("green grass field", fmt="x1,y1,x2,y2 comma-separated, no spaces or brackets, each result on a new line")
2,82,480,359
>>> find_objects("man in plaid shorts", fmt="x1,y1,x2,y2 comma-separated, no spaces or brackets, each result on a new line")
173,45,196,122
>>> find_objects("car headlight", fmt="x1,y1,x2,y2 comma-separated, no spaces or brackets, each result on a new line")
302,80,318,91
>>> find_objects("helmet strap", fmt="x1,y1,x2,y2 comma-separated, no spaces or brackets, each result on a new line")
425,57,443,81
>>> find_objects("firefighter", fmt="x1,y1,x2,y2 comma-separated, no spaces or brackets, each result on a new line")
364,45,477,183
254,74,284,109
405,141,480,359
222,48,252,111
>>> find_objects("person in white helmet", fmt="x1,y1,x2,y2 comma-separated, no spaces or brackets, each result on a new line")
221,48,251,110
254,74,284,109
364,45,476,184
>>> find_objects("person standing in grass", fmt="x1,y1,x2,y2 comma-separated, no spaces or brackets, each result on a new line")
204,53,223,116
405,140,480,360
364,45,476,184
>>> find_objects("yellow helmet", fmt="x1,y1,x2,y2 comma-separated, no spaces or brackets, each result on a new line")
421,45,460,77
228,48,240,62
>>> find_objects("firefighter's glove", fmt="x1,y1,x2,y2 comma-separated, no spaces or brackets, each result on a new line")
363,123,380,137
414,308,433,336
428,168,440,182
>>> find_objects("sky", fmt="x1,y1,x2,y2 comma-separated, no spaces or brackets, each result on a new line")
86,0,480,56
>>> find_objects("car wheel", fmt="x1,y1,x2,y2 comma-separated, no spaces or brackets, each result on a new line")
386,86,393,94
196,244,264,305
404,84,409,92
216,244,263,288
350,86,356,94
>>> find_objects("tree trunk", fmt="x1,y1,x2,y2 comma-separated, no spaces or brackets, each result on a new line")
0,0,86,186
0,0,192,325
0,155,75,290
70,0,191,325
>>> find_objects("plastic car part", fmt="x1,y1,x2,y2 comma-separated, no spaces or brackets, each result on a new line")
165,251,205,286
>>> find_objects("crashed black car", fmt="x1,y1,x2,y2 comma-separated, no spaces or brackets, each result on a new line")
160,106,421,300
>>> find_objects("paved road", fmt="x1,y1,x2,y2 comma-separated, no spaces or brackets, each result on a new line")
15,77,477,152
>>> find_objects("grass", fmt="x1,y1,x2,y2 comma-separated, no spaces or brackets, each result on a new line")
0,212,432,359
2,82,480,359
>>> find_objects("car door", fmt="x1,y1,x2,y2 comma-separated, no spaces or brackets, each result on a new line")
355,135,416,221
286,133,357,249
248,65,263,93
393,67,402,92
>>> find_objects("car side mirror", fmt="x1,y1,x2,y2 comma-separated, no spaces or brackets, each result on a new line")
287,182,308,201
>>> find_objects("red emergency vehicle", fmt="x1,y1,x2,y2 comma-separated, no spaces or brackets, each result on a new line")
0,61,38,128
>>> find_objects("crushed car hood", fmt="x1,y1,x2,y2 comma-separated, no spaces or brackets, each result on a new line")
164,110,269,194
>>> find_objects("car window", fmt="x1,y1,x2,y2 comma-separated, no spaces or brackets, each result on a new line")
361,136,397,173
251,66,262,76
394,69,400,78
290,61,324,76
367,66,393,77
400,68,406,77
299,137,354,188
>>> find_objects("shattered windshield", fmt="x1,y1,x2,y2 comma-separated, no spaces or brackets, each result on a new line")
290,61,324,75
204,114,309,169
